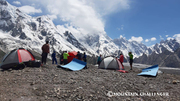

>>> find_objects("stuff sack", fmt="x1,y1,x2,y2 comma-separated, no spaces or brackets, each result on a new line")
25,60,41,67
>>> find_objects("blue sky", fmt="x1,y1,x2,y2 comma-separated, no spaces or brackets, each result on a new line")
7,0,180,46
104,0,180,46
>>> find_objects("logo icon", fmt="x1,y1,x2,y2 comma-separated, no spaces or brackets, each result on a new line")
107,91,113,97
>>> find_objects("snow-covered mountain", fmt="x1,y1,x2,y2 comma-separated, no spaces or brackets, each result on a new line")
113,36,180,58
0,0,121,57
0,0,90,55
134,47,180,68
0,0,180,59
113,37,150,58
149,39,180,54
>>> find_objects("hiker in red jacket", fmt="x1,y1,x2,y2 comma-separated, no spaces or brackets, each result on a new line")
119,53,124,67
41,41,50,65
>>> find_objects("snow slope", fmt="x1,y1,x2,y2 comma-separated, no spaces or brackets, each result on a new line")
1,0,180,59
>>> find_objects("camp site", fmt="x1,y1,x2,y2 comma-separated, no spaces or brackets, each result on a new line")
1,0,180,100
0,48,180,101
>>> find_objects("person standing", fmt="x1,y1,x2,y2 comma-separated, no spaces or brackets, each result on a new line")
119,53,124,67
83,52,87,69
76,51,82,60
83,52,87,62
128,52,133,70
51,51,57,64
97,55,102,67
41,41,50,65
60,51,64,65
63,51,69,65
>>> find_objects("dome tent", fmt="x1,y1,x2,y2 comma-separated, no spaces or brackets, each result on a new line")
99,56,124,70
0,48,39,70
68,51,77,63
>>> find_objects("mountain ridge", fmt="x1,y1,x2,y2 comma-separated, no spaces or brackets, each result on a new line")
134,48,180,68
1,0,180,67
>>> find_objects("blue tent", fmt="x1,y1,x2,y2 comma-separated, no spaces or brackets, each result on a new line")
138,65,159,76
58,58,86,71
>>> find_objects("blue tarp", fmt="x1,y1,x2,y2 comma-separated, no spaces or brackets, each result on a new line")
58,58,87,71
138,65,159,76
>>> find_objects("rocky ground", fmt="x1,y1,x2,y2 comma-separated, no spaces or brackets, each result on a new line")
0,61,180,101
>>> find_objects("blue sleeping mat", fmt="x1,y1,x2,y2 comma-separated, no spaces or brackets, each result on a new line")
58,58,87,71
138,65,159,76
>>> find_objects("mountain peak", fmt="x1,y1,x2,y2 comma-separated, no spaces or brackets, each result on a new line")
160,40,165,44
0,0,7,6
1,0,180,60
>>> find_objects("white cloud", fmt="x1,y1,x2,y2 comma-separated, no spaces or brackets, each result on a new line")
151,37,156,41
117,28,121,30
19,5,42,15
166,35,169,37
173,34,180,43
119,35,126,39
43,0,105,34
121,25,124,30
21,0,130,35
160,35,164,40
117,25,124,31
85,0,130,16
13,1,21,5
167,37,173,40
165,34,180,43
129,36,143,43
47,15,57,21
145,39,149,42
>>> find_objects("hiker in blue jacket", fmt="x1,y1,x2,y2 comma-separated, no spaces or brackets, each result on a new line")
83,52,87,62
52,51,57,64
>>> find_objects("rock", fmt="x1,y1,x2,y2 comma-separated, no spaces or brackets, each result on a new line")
173,80,180,84
45,95,48,99
30,81,35,85
33,87,37,90
149,84,155,88
142,81,147,85
158,70,163,74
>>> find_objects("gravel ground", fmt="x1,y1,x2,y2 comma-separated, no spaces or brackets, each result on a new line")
0,62,180,101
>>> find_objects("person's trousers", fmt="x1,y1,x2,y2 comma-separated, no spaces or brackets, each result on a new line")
52,57,57,64
63,59,68,65
42,53,48,64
